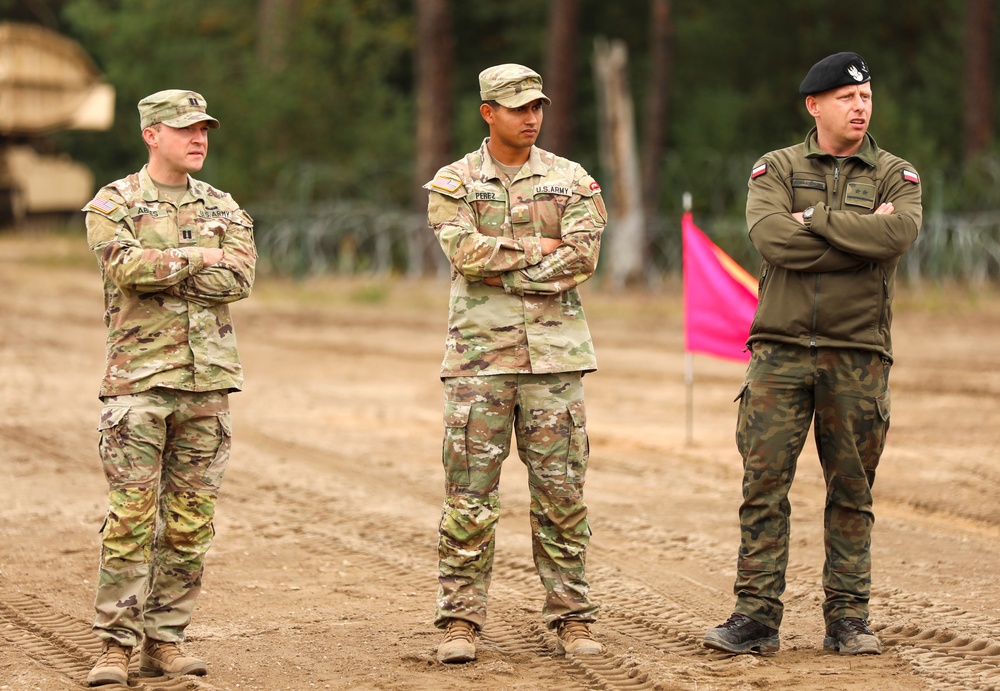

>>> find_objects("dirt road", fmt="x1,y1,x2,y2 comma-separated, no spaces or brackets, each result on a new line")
2,232,999,690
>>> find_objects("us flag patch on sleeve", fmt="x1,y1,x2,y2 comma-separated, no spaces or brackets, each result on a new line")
87,196,119,214
902,169,920,184
750,163,767,179
430,175,462,193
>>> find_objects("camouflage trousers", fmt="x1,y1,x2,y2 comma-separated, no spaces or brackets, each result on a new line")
435,373,598,631
92,387,232,647
733,342,890,630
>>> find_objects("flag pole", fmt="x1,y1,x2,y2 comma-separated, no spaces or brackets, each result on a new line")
682,192,694,445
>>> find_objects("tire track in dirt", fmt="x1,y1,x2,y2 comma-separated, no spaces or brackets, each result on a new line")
237,425,973,688
593,501,1000,690
225,465,673,690
0,594,214,690
225,424,720,688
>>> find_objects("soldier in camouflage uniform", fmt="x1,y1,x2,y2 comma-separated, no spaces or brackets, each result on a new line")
704,53,922,657
425,64,608,663
84,90,255,686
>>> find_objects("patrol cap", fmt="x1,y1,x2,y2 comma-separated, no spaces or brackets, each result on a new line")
479,64,551,108
799,52,871,95
138,89,220,130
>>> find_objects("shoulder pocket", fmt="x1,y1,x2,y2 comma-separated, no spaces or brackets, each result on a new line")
231,209,254,227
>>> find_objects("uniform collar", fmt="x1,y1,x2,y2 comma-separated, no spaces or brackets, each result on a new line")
478,138,548,181
804,127,879,167
138,165,208,204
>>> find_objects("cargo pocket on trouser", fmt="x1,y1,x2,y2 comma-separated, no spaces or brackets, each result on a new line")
734,381,751,459
200,409,232,489
98,404,139,487
442,400,472,487
565,400,588,487
859,387,890,476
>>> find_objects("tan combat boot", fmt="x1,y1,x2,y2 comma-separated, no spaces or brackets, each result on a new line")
87,640,132,686
139,639,207,677
437,619,477,663
555,620,604,656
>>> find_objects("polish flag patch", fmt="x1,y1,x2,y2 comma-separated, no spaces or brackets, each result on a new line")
902,169,920,184
750,163,767,179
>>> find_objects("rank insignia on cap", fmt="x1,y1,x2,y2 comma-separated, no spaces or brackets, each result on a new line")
87,196,120,214
902,169,920,184
751,163,767,179
430,175,462,193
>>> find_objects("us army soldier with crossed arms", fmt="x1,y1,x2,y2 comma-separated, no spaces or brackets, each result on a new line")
84,90,255,686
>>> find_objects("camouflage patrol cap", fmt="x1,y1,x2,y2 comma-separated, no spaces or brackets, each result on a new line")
799,52,870,95
138,89,220,130
479,64,551,108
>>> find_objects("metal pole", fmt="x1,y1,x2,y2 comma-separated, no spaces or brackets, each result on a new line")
683,191,693,444
685,352,694,445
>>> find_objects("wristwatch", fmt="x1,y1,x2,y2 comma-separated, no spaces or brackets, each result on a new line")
802,206,815,227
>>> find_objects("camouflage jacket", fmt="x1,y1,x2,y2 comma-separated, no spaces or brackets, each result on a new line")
84,165,256,397
425,139,606,377
746,128,922,360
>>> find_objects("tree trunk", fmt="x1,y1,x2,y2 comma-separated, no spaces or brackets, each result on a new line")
538,0,581,157
594,37,645,287
256,0,297,73
412,0,453,276
963,0,994,161
642,0,673,267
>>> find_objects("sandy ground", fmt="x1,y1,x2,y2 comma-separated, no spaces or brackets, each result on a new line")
1,231,1000,691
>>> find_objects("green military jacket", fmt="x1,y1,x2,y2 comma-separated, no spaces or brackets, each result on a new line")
84,165,256,397
425,139,607,377
746,128,922,360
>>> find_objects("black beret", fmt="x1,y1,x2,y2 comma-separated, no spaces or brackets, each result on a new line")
799,52,870,95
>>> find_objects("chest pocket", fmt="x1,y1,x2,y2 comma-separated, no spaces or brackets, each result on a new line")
194,210,232,245
529,182,574,238
791,176,828,210
129,205,173,249
465,184,506,236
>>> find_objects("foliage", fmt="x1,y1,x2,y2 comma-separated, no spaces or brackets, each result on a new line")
8,0,995,278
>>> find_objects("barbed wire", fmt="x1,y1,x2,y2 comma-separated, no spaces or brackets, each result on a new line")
252,201,1000,283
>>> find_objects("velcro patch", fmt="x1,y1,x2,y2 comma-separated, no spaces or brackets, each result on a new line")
751,163,767,179
535,184,572,196
87,196,119,214
902,169,920,184
430,175,462,193
845,182,876,209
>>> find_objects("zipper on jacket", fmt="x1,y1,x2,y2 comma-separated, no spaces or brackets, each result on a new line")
878,274,888,334
809,161,841,348
810,274,820,347
831,164,841,208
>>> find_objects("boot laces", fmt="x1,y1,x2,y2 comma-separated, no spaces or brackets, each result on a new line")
148,641,184,662
841,617,874,635
718,613,751,630
443,620,475,643
98,641,130,665
558,620,594,643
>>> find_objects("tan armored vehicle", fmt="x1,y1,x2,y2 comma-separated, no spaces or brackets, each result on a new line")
0,21,114,226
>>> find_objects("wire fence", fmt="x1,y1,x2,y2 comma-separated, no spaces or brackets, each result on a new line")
251,200,1000,284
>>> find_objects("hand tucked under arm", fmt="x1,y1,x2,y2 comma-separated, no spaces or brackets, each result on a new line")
164,215,257,306
483,238,561,287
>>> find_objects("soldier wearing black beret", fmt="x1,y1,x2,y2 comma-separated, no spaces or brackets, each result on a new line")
703,53,923,658
799,51,871,95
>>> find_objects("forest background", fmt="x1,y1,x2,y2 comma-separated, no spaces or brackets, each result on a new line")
4,0,1000,282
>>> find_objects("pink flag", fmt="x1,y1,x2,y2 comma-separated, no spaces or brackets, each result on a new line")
682,211,758,362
